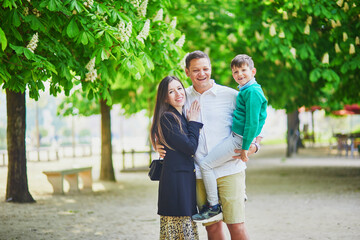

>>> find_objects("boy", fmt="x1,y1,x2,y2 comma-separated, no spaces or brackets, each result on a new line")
192,54,267,223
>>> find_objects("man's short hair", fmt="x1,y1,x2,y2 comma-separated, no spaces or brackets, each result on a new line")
231,54,254,69
185,50,211,69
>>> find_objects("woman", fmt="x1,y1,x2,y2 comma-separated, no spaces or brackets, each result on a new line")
150,76,203,240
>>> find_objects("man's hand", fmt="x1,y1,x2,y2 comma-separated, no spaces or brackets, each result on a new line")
239,149,249,162
156,144,166,158
232,143,257,159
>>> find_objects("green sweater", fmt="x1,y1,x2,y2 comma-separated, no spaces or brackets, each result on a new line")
232,83,267,150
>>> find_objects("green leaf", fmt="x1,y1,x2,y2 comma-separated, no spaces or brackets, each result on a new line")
48,0,59,11
23,48,35,59
81,31,88,45
27,15,45,31
12,10,21,27
9,44,24,55
104,32,113,47
309,68,321,82
100,48,108,60
95,30,104,38
0,27,7,51
67,18,80,38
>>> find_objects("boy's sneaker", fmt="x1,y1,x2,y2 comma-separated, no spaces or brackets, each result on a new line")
192,204,223,223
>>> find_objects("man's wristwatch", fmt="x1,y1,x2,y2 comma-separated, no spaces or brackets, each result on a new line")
253,142,260,153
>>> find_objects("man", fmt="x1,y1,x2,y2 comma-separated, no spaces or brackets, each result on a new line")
158,50,262,239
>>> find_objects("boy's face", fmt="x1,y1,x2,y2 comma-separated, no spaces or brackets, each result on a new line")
232,64,256,87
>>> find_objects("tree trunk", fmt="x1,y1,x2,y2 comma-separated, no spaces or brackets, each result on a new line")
100,99,115,181
286,110,301,157
6,89,35,203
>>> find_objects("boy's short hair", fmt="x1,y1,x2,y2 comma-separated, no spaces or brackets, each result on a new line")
231,54,254,69
185,50,211,69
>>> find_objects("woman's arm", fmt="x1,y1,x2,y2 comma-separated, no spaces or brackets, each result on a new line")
161,112,203,156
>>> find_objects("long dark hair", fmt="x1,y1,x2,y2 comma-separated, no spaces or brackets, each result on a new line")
150,76,185,150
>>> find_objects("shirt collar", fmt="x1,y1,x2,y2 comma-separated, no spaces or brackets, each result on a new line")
238,78,257,91
190,80,218,96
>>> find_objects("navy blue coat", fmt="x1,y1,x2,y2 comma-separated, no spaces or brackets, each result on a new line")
157,107,203,217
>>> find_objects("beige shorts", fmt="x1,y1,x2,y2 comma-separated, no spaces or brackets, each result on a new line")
196,171,246,225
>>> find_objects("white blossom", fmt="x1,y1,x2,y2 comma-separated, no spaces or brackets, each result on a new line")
304,24,310,35
179,53,188,69
343,32,348,42
23,7,29,16
153,9,163,22
32,8,41,17
335,43,341,53
255,31,263,41
306,16,312,25
349,44,355,55
26,32,39,53
170,17,177,29
138,0,148,17
227,33,237,43
127,0,140,8
290,47,296,59
136,19,150,44
209,12,214,20
343,2,349,11
356,36,360,45
85,58,98,82
278,31,285,38
321,52,329,64
84,0,94,9
269,24,276,37
126,21,133,38
336,0,343,7
330,20,336,28
175,34,185,48
282,11,288,20
117,21,132,42
86,57,95,71
292,12,297,17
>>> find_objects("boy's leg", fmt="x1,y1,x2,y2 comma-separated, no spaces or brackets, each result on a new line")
199,133,243,205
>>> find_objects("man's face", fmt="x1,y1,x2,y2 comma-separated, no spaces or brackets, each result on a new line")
185,58,212,94
232,64,256,87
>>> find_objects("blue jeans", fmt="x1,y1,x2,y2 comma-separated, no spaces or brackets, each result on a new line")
199,132,243,206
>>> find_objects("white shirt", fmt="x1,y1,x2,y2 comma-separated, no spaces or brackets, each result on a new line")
185,80,247,179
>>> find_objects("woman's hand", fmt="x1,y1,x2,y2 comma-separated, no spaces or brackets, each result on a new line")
156,143,166,158
187,100,200,122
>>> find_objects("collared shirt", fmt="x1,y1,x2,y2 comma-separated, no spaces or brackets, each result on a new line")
185,80,247,179
238,77,257,91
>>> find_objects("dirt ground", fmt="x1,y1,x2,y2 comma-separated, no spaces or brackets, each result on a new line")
0,145,360,240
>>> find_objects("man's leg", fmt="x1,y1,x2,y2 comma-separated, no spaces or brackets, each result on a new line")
227,223,249,240
217,171,248,239
206,222,226,240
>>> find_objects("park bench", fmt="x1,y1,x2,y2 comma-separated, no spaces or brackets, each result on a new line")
43,166,92,194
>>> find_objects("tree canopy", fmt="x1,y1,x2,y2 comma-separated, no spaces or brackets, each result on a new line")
0,0,185,106
170,0,360,113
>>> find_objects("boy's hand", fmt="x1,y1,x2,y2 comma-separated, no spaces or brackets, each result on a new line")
239,149,249,162
156,143,166,158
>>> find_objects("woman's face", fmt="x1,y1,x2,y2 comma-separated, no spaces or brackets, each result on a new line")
167,80,186,113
